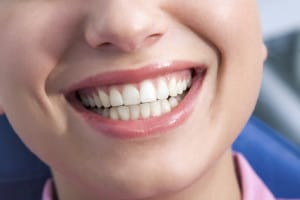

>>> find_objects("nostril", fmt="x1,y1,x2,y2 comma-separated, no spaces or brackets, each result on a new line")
149,33,163,41
96,33,162,51
142,33,163,47
99,42,113,47
149,33,162,38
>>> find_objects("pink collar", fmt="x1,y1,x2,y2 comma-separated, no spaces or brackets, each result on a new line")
42,179,56,200
234,153,276,200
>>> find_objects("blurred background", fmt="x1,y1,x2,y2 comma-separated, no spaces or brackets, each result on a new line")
254,0,300,145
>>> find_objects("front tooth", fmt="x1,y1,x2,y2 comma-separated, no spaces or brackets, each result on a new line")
123,85,140,105
161,99,171,114
169,97,178,108
140,80,157,103
117,106,130,120
169,77,177,97
140,103,151,119
130,105,140,120
151,101,161,117
157,78,169,100
98,90,110,108
109,87,123,106
109,107,119,120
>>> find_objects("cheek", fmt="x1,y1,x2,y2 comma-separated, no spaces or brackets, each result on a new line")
0,31,52,103
0,3,81,98
169,0,263,57
169,0,265,141
180,2,263,89
0,3,80,154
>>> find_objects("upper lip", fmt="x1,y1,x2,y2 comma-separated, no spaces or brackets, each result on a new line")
63,60,207,96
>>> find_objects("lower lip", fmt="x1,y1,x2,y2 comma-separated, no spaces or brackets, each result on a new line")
68,71,206,140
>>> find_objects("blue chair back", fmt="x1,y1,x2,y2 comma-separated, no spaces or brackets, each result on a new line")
233,116,300,198
0,116,50,200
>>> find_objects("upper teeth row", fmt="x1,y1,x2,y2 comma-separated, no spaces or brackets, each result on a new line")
78,73,192,108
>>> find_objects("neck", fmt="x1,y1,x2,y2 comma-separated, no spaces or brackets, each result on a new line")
51,150,241,200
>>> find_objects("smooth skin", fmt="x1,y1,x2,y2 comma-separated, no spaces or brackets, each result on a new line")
0,1,267,200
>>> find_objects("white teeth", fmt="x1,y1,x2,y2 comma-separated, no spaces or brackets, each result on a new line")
81,73,192,109
102,108,110,117
79,71,193,120
157,78,169,100
88,96,96,107
109,87,123,107
176,81,183,95
140,103,151,119
98,90,110,108
140,80,157,103
109,107,119,120
90,95,184,120
130,105,140,120
123,85,140,105
169,97,178,108
169,77,177,97
161,99,171,114
117,106,130,120
151,101,161,117
182,80,187,91
93,93,102,108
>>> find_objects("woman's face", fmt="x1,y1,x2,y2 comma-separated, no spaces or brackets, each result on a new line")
0,0,266,199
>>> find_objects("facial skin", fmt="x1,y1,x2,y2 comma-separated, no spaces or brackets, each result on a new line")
0,1,266,200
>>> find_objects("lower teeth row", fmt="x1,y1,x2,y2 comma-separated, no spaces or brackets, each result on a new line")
86,94,185,121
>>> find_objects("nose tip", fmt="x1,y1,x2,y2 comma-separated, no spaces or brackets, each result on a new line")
85,2,167,52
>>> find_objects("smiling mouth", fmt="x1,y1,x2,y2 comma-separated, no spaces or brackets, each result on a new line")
65,61,207,139
76,69,193,120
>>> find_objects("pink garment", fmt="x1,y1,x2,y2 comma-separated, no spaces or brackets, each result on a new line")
234,153,276,200
42,154,293,200
42,180,56,200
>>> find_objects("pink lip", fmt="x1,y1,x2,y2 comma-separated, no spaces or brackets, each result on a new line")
66,61,207,139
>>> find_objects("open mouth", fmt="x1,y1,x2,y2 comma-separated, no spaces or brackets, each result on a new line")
65,62,207,139
76,70,192,120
